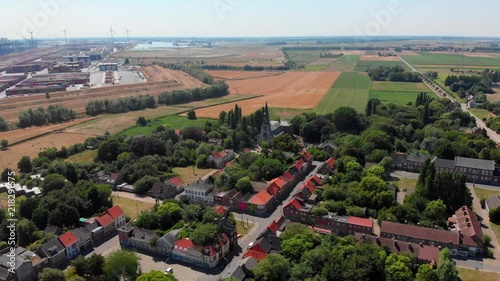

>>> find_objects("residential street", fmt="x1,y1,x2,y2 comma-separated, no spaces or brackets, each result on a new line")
197,161,324,281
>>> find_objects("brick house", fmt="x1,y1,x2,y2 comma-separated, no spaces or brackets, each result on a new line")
247,190,274,216
314,214,373,236
448,206,484,255
72,227,92,251
208,150,235,169
390,152,434,173
58,231,80,260
106,205,126,230
283,198,312,224
36,238,66,268
318,157,335,175
96,213,116,237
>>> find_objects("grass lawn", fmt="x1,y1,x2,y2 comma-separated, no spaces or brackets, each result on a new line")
304,65,327,71
66,150,96,164
474,188,500,245
111,195,155,220
354,60,409,72
403,52,500,67
235,219,254,238
316,72,370,114
470,108,495,120
370,91,421,106
119,115,215,137
390,177,418,191
458,267,500,281
371,81,431,92
172,167,214,185
268,108,310,121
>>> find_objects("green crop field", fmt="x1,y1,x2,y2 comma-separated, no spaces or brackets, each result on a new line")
119,115,215,137
268,108,310,121
327,55,360,71
402,52,500,67
354,60,409,72
371,81,430,92
370,91,421,106
304,65,327,71
286,51,323,65
316,72,370,114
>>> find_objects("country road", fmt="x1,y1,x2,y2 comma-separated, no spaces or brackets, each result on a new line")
394,51,500,144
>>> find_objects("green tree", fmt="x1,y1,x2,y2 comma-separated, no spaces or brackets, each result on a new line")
437,248,460,281
42,174,67,195
191,223,218,246
136,117,148,126
137,271,177,281
0,139,8,150
39,268,66,281
18,156,32,173
103,250,140,281
235,176,253,194
424,199,448,223
281,234,315,262
385,253,413,281
332,106,362,133
134,175,159,195
415,264,439,281
187,110,197,120
252,253,290,281
17,219,38,247
490,206,500,223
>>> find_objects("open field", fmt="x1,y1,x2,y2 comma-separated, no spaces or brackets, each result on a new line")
66,150,97,165
0,68,204,124
354,60,409,72
370,91,420,106
119,115,215,137
470,108,495,120
371,81,430,92
402,52,500,67
0,117,96,145
268,108,310,121
359,55,401,61
458,267,500,281
326,55,361,71
195,72,340,118
111,195,155,220
0,132,90,171
172,167,214,185
207,70,284,80
315,72,370,114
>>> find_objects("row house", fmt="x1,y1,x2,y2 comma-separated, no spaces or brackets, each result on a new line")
118,224,179,257
448,206,485,256
208,149,235,169
247,190,275,216
318,157,335,175
0,247,39,281
355,233,441,266
381,219,482,257
36,238,66,268
391,152,434,173
283,197,313,224
315,213,373,236
58,231,81,260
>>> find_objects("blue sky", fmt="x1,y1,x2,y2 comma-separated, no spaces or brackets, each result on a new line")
1,0,499,39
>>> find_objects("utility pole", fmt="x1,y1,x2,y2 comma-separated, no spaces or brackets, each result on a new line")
126,28,131,44
109,25,115,49
62,30,67,45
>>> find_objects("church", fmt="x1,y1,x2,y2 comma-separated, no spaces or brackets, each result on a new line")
259,103,294,143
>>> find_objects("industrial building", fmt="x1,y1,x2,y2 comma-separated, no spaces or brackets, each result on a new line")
5,73,90,96
99,63,118,71
6,64,43,74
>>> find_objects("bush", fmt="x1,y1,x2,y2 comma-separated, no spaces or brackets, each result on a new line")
484,234,492,247
480,198,486,209
490,207,500,224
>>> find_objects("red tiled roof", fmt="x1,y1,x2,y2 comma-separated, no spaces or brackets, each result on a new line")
212,205,227,216
212,151,222,159
301,151,313,162
453,206,484,243
226,161,234,167
284,198,302,211
107,205,125,220
58,231,78,247
213,169,224,177
326,157,335,169
280,171,293,182
243,250,268,261
219,150,227,157
293,159,305,170
96,214,114,227
175,238,194,251
248,190,273,205
418,245,441,264
308,226,332,235
269,177,286,188
169,176,184,187
348,217,373,228
381,221,459,245
304,181,316,193
267,221,279,235
309,175,323,186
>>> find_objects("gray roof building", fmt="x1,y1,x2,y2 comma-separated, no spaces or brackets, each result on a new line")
407,152,433,163
433,158,455,169
455,157,495,171
38,238,65,258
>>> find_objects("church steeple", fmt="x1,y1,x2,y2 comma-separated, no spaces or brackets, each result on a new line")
260,102,272,143
263,102,270,124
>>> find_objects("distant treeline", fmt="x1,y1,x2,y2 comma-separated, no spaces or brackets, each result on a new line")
158,81,229,105
85,95,157,116
282,46,388,51
160,63,214,84
0,116,9,132
367,65,421,82
19,105,76,128
202,64,290,71
320,53,344,58
445,70,497,98
266,42,286,46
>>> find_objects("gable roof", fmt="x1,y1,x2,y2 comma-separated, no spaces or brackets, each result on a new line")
96,214,115,227
301,151,313,162
58,231,78,247
455,156,495,171
309,174,323,186
381,221,459,245
280,171,294,182
407,152,432,163
284,198,302,211
109,172,120,181
269,177,286,188
174,238,194,251
107,205,125,219
318,141,338,150
72,227,91,240
348,217,373,228
248,190,273,205
326,157,335,169
212,205,228,216
433,158,455,169
390,152,408,163
40,238,65,257
167,176,184,187
267,221,279,235
243,250,268,261
293,159,305,171
452,206,484,244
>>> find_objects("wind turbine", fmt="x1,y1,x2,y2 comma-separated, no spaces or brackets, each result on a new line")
125,28,131,44
62,30,67,45
108,25,114,48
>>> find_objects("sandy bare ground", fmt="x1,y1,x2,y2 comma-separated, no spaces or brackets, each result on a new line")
195,72,341,118
207,70,285,80
0,117,96,144
359,55,402,61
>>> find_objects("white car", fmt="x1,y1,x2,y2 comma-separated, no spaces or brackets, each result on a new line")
164,267,173,274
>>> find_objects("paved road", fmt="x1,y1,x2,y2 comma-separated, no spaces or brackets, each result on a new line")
394,51,500,144
198,161,324,281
